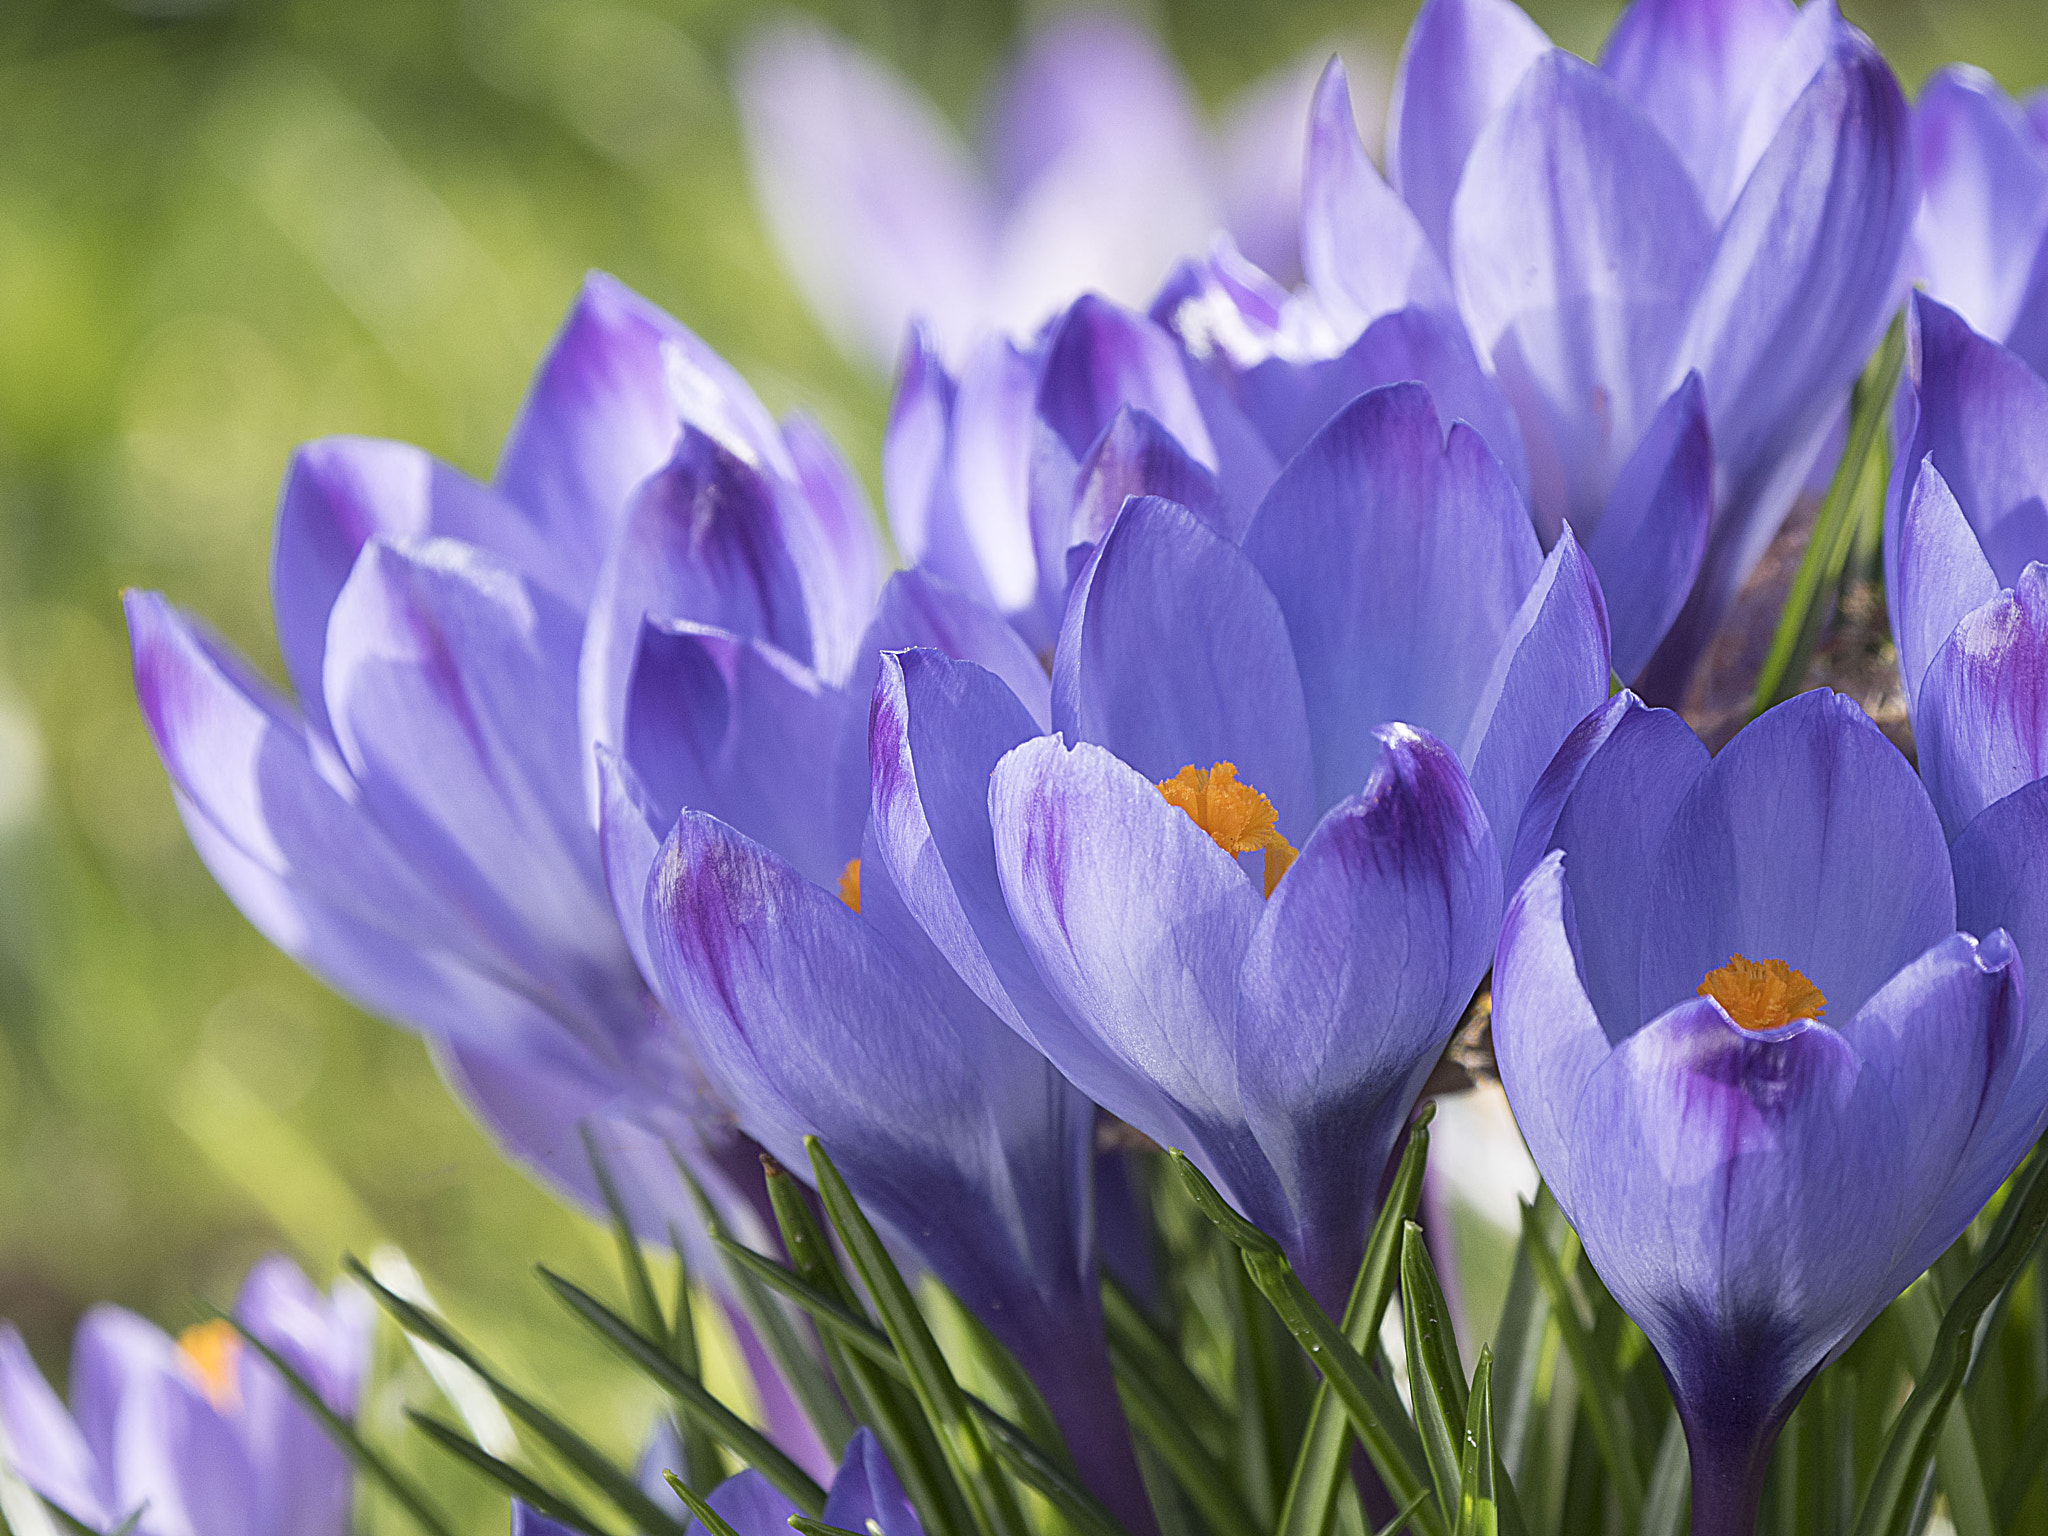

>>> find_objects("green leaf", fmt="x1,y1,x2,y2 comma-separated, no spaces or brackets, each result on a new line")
1109,1333,1266,1536
1490,1190,1568,1492
1372,1489,1434,1536
666,1472,744,1536
1514,1199,1643,1526
1170,1151,1445,1536
1102,1276,1233,1456
1749,311,1906,714
1854,1146,2048,1536
221,1310,458,1536
1403,1222,1469,1524
538,1266,827,1513
788,1519,873,1536
347,1257,692,1535
806,1138,1030,1536
1639,1411,1690,1536
1276,1110,1432,1536
1453,1350,1496,1536
407,1410,609,1536
582,1125,667,1346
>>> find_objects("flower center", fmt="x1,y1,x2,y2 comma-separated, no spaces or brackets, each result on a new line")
837,858,861,912
1696,954,1827,1032
177,1319,242,1412
1156,763,1296,897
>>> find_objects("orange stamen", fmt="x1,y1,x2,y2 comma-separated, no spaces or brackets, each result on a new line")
1156,763,1297,897
1697,954,1827,1032
837,858,861,912
177,1319,242,1412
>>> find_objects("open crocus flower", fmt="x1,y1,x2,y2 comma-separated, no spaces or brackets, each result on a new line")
1911,65,2048,379
735,10,1368,367
870,380,1609,1307
601,766,1152,1532
124,272,876,1246
0,1257,369,1536
1299,0,1915,700
1498,689,2043,1536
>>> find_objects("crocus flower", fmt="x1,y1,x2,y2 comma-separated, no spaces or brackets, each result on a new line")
124,272,876,1247
735,11,1372,367
0,1256,369,1536
1910,65,2048,380
870,379,1610,1307
1497,689,2042,1536
1297,0,1916,700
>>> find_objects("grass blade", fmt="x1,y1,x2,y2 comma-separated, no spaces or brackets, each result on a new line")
1102,1276,1233,1455
666,1472,743,1536
1453,1350,1496,1536
789,1520,872,1536
1640,1410,1690,1536
1111,1333,1265,1535
1403,1222,1469,1523
407,1410,608,1536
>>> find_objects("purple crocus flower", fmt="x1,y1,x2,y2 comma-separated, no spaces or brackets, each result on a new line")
124,272,878,1247
870,380,1610,1307
1910,65,2048,380
1295,0,1916,700
1497,688,2042,1536
735,11,1374,366
0,1256,370,1536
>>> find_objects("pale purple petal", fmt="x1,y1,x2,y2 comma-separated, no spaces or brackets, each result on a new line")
1068,407,1225,552
1889,460,1998,711
1912,66,2048,344
0,1326,108,1527
778,412,887,681
824,1428,923,1536
1916,564,2048,839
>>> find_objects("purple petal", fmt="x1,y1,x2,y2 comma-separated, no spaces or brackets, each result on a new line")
1242,384,1542,815
1037,297,1217,469
234,1256,368,1416
734,21,994,364
860,568,1052,728
620,621,856,890
1303,57,1455,338
1598,0,1798,216
988,735,1286,1229
696,1471,800,1536
1911,66,2048,345
596,746,666,985
947,334,1045,624
1387,0,1552,259
1236,726,1501,1304
234,1258,361,1536
1068,407,1226,551
1888,460,1998,711
884,327,988,608
1586,373,1714,683
1639,691,1954,1025
1054,496,1315,839
1915,564,2048,839
1217,49,1334,284
1899,292,2048,589
825,1428,923,1536
1490,854,1619,1209
1461,527,1614,863
778,412,887,680
514,1505,580,1536
1452,51,1713,538
0,1325,107,1526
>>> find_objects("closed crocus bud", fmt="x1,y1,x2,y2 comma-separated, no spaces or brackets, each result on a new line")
0,1256,370,1536
1498,689,2044,1536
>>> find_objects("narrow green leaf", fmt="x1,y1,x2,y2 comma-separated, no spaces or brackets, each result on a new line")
666,1472,744,1536
788,1519,872,1536
347,1258,692,1535
582,1125,667,1344
222,1311,458,1536
1110,1333,1266,1535
1490,1190,1568,1489
1403,1222,1470,1523
1750,312,1906,714
1277,1111,1432,1536
1170,1151,1446,1536
807,1138,1030,1536
407,1411,608,1536
1514,1200,1643,1525
1102,1276,1233,1454
1994,1400,2048,1529
1372,1489,1434,1536
1854,1147,2048,1536
1453,1350,1496,1536
538,1266,826,1513
1639,1411,1690,1536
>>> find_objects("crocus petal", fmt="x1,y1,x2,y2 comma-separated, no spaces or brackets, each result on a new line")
1459,527,1613,861
1586,373,1714,684
596,746,667,985
1218,48,1337,284
620,621,856,890
1037,296,1217,470
1243,384,1542,815
1055,496,1315,839
1598,0,1798,217
1510,693,1708,1034
1639,691,1954,1024
234,1258,362,1536
514,1506,579,1536
734,20,994,365
1236,726,1501,1304
1912,66,2048,344
989,735,1286,1229
1453,51,1713,537
1888,459,1998,711
855,569,1052,733
948,335,1045,623
1490,854,1617,1209
1915,564,2048,839
0,1326,107,1527
824,1428,923,1536
884,326,997,621
695,1471,800,1536
1899,293,2048,589
1068,407,1225,550
1303,57,1455,339
1387,0,1552,259
779,411,887,681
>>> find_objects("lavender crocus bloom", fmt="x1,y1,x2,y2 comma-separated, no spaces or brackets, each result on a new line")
1910,66,2048,379
736,11,1374,366
1498,689,2042,1536
124,272,869,1244
0,1257,369,1536
871,381,1610,1307
1298,0,1916,699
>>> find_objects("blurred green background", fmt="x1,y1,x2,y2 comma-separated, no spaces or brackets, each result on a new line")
0,0,2040,1527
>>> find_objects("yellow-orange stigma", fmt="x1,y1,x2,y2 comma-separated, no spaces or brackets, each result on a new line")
1156,763,1297,897
1697,954,1828,1032
177,1319,242,1412
837,858,861,912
